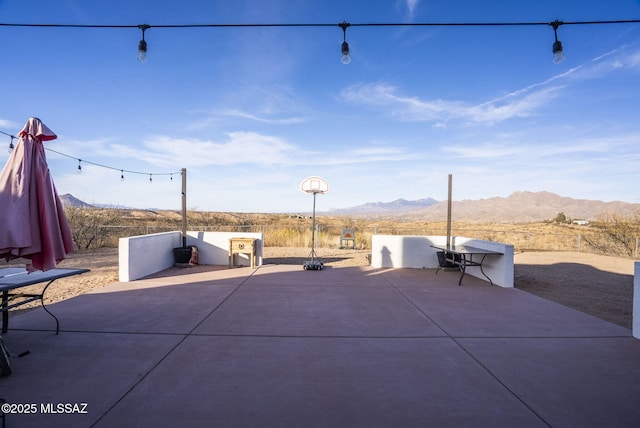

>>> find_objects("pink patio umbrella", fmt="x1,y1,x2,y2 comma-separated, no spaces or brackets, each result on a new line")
0,117,74,271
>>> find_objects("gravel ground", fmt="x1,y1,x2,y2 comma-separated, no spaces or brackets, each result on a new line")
4,247,636,329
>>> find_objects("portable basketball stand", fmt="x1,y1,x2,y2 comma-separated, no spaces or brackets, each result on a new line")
300,176,329,271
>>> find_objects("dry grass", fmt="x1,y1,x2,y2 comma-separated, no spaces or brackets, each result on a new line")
67,207,607,254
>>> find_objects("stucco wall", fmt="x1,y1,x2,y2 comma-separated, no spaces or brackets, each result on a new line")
119,231,264,282
371,235,514,288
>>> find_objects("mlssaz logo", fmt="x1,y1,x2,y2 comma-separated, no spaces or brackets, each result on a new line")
40,403,88,414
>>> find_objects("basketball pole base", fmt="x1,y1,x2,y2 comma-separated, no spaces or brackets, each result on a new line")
303,260,324,270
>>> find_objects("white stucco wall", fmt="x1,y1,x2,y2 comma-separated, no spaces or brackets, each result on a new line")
119,231,264,282
371,235,514,288
185,231,263,266
119,231,182,282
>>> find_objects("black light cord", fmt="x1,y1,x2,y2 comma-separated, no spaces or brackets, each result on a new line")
1,19,639,29
45,147,180,177
2,18,638,64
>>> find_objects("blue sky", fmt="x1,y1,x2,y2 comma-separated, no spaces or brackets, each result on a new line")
1,0,640,213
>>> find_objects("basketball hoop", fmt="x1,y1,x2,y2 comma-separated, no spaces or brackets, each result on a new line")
300,176,329,194
300,176,329,270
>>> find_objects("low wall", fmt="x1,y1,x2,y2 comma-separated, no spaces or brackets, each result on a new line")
371,235,514,288
185,231,263,266
634,262,639,339
119,231,181,282
119,231,263,282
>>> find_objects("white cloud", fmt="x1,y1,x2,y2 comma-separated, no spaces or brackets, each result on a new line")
341,82,561,125
136,133,300,168
0,118,21,130
342,44,640,128
76,132,421,170
315,145,417,165
442,143,520,159
465,86,562,123
221,109,308,125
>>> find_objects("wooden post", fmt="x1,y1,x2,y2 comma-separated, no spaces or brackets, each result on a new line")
447,174,452,250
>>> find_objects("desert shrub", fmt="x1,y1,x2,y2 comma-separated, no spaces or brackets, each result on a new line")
582,211,640,257
65,207,124,249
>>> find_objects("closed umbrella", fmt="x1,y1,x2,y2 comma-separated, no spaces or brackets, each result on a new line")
0,117,74,271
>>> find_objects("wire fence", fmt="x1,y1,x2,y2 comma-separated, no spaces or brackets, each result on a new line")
87,223,640,258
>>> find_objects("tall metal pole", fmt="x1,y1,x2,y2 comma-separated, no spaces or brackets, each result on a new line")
181,168,187,248
447,174,452,249
310,191,317,262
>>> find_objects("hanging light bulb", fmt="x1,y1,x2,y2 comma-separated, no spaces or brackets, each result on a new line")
8,136,15,154
552,40,565,64
341,41,351,65
77,159,82,174
550,20,565,64
339,21,351,64
137,24,150,62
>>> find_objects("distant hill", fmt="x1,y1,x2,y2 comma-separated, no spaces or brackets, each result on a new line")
59,193,94,208
329,198,438,216
328,191,640,223
59,194,140,209
59,191,640,223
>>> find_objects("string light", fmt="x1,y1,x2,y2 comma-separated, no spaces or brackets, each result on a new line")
1,19,639,65
39,146,180,180
137,24,150,62
550,20,565,64
1,130,16,153
1,128,180,185
339,21,351,64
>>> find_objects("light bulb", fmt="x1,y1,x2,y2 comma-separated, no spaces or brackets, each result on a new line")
341,41,351,64
552,41,565,64
137,40,147,62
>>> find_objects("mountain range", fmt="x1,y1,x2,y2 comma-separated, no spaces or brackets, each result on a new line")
328,191,640,222
60,191,640,223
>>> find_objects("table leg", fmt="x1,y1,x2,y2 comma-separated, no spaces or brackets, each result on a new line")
40,280,61,335
458,254,467,286
478,254,494,286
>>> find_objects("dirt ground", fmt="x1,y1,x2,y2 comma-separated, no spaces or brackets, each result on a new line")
513,251,635,329
4,247,636,330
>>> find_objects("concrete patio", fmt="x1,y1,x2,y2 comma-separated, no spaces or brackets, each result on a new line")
1,263,639,427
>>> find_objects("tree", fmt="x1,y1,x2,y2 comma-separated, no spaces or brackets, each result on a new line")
582,210,640,257
553,212,569,224
65,207,123,249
